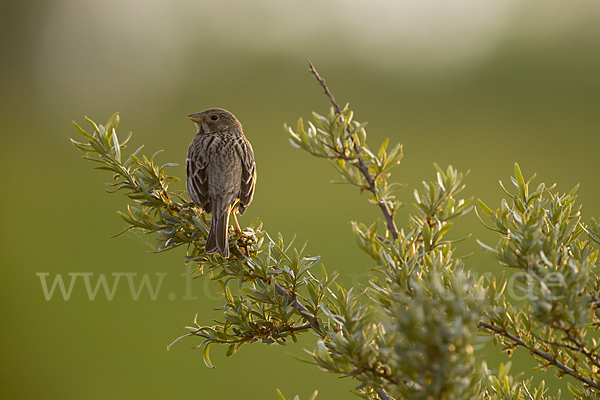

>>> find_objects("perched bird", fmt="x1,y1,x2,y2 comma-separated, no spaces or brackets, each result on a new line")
186,108,256,258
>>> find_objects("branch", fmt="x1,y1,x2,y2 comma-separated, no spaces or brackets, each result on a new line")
532,330,600,372
307,61,399,241
230,246,321,333
479,322,600,391
308,61,341,115
563,328,600,370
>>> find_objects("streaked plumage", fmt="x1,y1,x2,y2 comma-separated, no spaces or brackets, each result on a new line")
186,108,256,258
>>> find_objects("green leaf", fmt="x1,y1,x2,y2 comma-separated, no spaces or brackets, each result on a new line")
203,343,215,369
226,343,236,357
311,112,330,131
111,127,122,162
316,340,333,364
477,198,493,217
84,115,100,133
276,389,287,400
422,222,432,249
105,112,120,131
72,121,94,140
70,139,97,154
514,163,525,194
377,138,389,159
436,222,453,241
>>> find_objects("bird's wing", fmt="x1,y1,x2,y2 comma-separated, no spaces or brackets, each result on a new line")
237,137,256,215
186,138,211,212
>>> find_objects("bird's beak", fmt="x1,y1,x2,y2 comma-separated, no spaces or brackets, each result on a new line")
187,113,203,123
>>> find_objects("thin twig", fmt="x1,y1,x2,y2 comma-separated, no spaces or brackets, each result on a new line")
377,389,393,400
307,61,399,241
530,330,600,371
308,61,341,115
532,331,582,353
532,320,600,371
563,328,600,369
479,322,600,391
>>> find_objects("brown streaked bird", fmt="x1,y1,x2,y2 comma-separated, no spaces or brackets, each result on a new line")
186,108,256,258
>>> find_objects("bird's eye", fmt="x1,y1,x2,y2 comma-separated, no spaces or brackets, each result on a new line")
210,115,219,121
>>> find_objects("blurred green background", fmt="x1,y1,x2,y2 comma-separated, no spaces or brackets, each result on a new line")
2,1,600,398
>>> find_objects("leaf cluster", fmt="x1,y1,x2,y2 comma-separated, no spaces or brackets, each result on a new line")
478,164,600,391
287,107,404,238
71,113,207,252
481,362,562,399
172,232,339,368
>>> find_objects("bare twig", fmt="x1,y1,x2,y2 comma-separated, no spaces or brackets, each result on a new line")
479,321,600,391
307,61,400,241
308,61,341,115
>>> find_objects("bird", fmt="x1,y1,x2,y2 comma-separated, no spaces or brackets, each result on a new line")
186,108,256,258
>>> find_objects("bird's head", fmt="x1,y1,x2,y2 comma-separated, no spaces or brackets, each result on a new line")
187,108,242,134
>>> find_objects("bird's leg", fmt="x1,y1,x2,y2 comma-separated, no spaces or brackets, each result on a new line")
232,212,242,235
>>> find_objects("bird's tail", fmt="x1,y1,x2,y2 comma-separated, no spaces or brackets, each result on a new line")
205,206,230,258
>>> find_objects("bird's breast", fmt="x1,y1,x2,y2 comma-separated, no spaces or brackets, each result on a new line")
205,134,243,196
